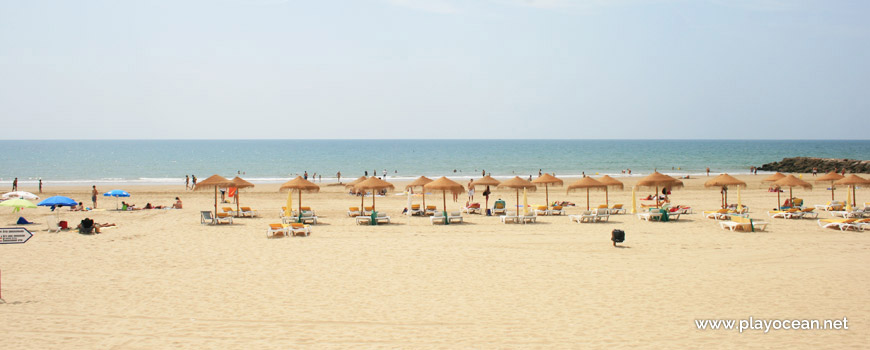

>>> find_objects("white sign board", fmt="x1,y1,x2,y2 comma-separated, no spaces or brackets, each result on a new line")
0,227,33,244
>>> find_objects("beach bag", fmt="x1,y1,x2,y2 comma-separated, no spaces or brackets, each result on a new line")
611,229,625,243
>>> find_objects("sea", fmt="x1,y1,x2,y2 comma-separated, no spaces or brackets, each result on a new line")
1,140,868,186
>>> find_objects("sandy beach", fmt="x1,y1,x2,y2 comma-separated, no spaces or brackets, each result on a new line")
1,174,868,349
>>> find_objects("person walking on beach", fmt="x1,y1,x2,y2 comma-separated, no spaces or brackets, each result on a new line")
191,175,197,190
337,171,341,184
92,185,98,209
481,169,485,177
812,167,818,176
12,177,17,191
706,167,710,176
185,175,190,189
467,180,474,201
39,179,43,193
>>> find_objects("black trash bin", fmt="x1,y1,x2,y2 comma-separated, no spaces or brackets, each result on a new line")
611,229,625,247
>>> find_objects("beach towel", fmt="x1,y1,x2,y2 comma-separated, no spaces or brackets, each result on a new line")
371,210,377,225
17,216,33,224
659,208,669,222
228,187,237,198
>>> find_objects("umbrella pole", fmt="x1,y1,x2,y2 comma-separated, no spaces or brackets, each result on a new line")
777,191,781,209
214,187,218,214
373,191,376,210
853,185,857,207
442,190,447,213
724,189,728,207
237,190,241,215
516,189,519,215
545,184,549,209
831,181,835,200
789,187,793,205
605,188,609,206
586,188,590,210
361,195,364,213
299,191,302,214
423,193,426,210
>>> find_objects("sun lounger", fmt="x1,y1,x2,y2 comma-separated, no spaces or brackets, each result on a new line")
769,208,802,219
239,207,259,218
347,207,361,217
492,201,507,216
519,215,536,223
818,218,859,231
408,204,425,216
424,205,437,216
460,203,481,215
798,208,818,219
363,206,374,216
830,210,864,218
267,223,289,238
288,223,311,236
533,205,549,216
448,211,463,223
376,212,391,224
222,207,239,217
593,211,610,222
570,211,597,223
704,209,730,220
814,201,844,211
47,220,63,232
355,216,373,225
719,216,769,232
500,214,519,223
548,205,565,216
609,204,626,214
430,215,446,224
215,212,234,224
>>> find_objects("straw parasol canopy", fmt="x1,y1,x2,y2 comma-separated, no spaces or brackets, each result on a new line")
229,177,255,215
834,174,869,207
471,175,501,212
497,176,536,215
815,171,846,200
773,175,812,207
532,173,563,209
353,177,394,210
567,177,607,210
704,174,747,208
423,177,464,213
280,176,320,213
596,175,624,206
346,176,367,187
194,174,235,215
762,172,786,183
406,176,434,209
636,171,683,207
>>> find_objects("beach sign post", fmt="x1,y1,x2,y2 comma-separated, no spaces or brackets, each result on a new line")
0,227,33,244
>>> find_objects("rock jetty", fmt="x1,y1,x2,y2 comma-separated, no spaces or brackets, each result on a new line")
758,157,870,173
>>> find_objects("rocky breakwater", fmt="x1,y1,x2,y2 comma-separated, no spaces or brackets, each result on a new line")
758,157,870,173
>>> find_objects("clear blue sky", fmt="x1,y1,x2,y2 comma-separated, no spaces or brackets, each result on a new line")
1,0,867,139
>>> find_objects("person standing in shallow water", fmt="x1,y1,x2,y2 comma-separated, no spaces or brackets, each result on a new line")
12,177,18,191
39,179,43,193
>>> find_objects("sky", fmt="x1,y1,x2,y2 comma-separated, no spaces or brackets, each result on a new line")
0,0,867,140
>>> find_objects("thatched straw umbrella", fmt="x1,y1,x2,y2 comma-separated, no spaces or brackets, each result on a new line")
773,175,812,207
566,177,607,210
497,176,536,215
704,174,746,208
471,175,501,213
596,175,624,206
423,177,464,214
194,174,235,215
280,176,320,215
636,171,683,207
531,173,563,209
815,171,845,201
229,177,255,216
834,174,869,207
405,176,434,209
345,176,367,194
762,172,787,208
353,177,394,211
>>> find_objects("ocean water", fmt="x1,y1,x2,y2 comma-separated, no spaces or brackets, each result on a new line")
1,140,868,186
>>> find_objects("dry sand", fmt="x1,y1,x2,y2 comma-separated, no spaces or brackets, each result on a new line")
1,174,868,349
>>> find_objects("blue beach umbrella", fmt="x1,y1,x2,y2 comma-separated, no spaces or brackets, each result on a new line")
104,189,131,210
38,196,78,208
38,196,78,220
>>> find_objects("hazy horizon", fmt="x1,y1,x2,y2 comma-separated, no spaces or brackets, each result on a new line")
1,0,868,140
